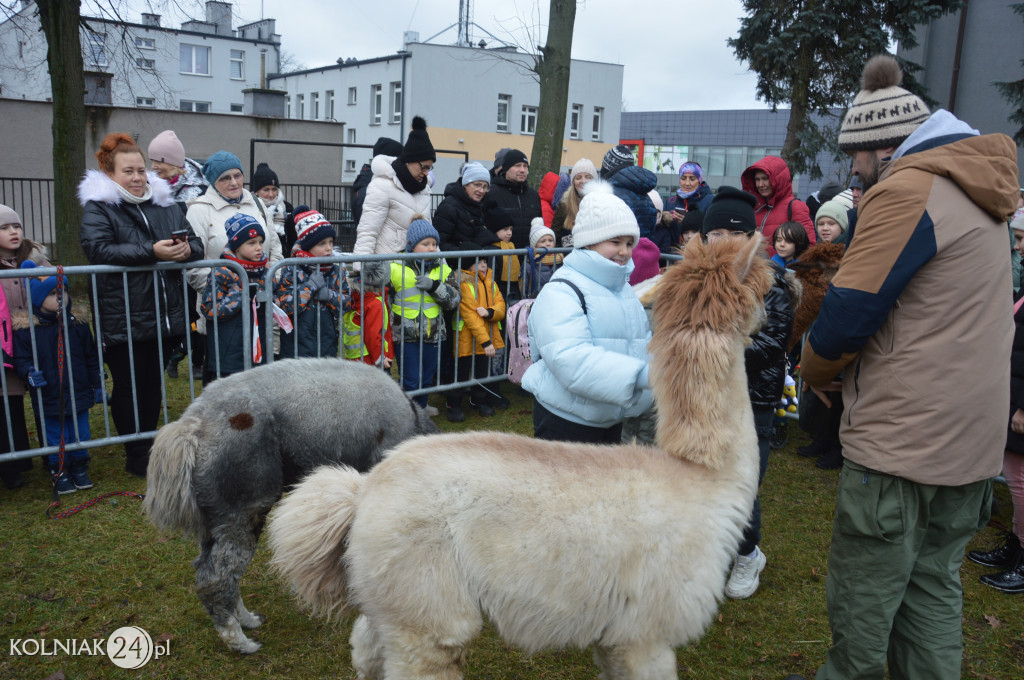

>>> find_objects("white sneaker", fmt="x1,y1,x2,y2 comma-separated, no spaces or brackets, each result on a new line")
725,546,767,599
424,405,439,417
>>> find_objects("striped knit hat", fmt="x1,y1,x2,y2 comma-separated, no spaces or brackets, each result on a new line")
838,55,929,152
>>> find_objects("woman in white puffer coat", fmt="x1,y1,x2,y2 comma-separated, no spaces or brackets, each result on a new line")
353,117,435,261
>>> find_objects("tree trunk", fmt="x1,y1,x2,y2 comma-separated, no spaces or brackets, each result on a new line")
37,0,87,266
529,0,577,190
780,42,812,171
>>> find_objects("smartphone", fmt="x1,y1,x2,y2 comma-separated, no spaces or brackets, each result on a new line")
171,229,189,242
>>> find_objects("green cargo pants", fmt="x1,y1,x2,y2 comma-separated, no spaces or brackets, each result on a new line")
815,461,992,680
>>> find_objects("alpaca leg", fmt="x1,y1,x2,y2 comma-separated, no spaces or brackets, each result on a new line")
594,643,676,680
193,529,261,654
235,596,266,629
379,625,476,680
351,615,386,680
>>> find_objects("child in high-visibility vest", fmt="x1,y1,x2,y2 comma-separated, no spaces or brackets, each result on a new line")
389,218,460,409
342,260,394,368
447,246,507,421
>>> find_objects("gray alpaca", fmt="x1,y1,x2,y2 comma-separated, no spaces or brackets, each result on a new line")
142,358,438,653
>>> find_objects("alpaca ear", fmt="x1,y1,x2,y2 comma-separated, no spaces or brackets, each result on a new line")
734,233,763,281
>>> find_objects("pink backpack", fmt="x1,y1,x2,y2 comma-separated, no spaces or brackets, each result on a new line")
505,278,586,385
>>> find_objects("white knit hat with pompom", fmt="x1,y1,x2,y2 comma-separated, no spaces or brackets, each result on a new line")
571,180,640,249
838,54,929,152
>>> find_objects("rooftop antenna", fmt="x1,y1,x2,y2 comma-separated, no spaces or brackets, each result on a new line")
457,0,473,47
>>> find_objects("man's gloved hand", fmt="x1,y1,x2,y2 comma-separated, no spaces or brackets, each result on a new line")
27,369,47,388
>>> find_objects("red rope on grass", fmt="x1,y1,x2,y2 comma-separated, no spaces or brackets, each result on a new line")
47,491,145,520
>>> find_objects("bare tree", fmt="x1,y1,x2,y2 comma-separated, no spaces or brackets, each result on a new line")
529,0,576,189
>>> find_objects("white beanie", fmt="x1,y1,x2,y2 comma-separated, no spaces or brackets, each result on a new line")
0,204,20,226
571,158,597,179
572,180,640,249
1011,208,1024,233
461,161,490,186
529,217,556,248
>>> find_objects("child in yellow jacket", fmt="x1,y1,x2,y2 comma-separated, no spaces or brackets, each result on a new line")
446,247,508,421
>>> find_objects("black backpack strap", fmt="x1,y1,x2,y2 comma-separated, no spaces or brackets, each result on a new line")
787,198,794,221
551,278,587,315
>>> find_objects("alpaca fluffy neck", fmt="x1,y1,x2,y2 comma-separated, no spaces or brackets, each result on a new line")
653,328,751,469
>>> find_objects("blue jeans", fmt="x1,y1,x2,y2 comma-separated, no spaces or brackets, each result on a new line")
44,410,91,469
394,339,438,409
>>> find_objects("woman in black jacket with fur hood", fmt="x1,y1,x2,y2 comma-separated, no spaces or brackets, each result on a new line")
78,132,202,476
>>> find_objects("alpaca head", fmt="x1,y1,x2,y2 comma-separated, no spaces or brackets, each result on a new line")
648,235,773,467
787,242,846,351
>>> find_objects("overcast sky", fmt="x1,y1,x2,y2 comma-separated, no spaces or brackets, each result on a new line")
106,0,768,112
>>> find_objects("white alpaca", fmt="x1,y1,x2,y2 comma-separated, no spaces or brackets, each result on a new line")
268,235,774,680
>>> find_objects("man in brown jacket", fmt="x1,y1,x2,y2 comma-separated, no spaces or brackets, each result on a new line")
792,55,1020,680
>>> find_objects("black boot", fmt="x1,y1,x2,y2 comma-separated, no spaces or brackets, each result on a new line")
445,394,466,423
968,532,1020,569
978,544,1024,593
815,443,844,470
797,437,830,458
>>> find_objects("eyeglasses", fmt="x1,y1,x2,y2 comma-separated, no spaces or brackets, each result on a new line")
216,171,244,184
705,231,749,241
416,162,434,172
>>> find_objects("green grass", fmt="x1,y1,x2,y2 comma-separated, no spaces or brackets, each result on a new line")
0,378,1021,679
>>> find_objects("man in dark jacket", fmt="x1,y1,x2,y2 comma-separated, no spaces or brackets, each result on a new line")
600,145,659,240
486,149,542,248
702,186,796,601
351,137,402,226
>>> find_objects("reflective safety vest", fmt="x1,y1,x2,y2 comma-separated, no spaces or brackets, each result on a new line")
341,295,391,360
389,261,451,322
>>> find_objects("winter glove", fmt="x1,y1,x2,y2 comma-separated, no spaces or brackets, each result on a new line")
27,369,47,388
94,387,106,404
308,272,327,293
315,286,333,302
414,274,437,292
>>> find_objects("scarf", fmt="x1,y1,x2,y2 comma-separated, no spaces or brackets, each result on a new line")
223,251,268,273
392,158,428,195
215,188,242,205
292,248,335,274
114,182,153,205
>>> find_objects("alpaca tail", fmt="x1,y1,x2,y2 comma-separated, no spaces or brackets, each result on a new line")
267,465,364,619
142,416,204,540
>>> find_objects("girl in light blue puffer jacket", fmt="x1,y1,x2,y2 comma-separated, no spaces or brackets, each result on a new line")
523,182,652,443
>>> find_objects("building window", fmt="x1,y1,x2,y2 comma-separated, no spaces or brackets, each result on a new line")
135,57,155,71
296,93,304,119
85,31,106,67
497,94,510,132
390,82,402,124
345,159,357,172
326,90,335,119
136,96,155,108
348,86,357,105
371,84,382,125
570,103,582,140
521,105,537,135
179,100,211,113
180,44,211,75
134,36,155,50
285,96,291,118
347,128,356,144
311,92,319,120
230,103,243,113
230,49,244,80
592,106,603,141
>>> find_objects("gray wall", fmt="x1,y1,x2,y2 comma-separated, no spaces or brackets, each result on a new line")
900,0,1024,180
0,99,347,183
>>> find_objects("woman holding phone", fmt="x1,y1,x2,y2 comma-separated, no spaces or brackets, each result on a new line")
79,132,202,476
664,161,714,228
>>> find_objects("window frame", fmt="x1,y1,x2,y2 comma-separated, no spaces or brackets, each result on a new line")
348,86,357,105
85,31,107,67
136,96,156,108
521,105,537,135
326,90,335,119
230,49,245,80
570,103,582,140
311,91,319,120
592,106,604,142
390,81,402,124
134,36,155,50
497,93,511,133
296,93,305,120
371,84,382,125
179,43,211,76
179,100,211,113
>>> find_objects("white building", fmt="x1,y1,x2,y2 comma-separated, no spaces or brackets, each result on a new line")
0,0,280,115
268,35,624,181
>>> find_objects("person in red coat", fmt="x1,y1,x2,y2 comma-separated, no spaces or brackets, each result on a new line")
740,156,815,256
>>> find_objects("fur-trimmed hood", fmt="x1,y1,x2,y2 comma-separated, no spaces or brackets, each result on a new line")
11,305,90,330
360,259,389,288
77,169,176,208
